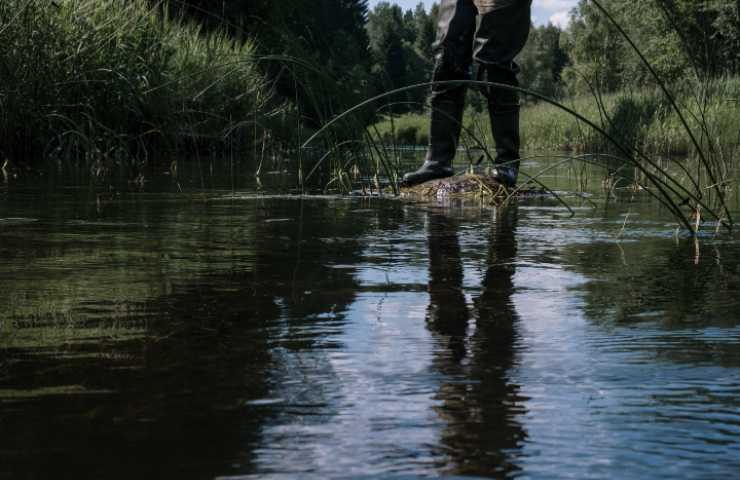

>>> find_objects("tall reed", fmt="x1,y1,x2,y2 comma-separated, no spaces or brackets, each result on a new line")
303,79,734,234
0,0,268,169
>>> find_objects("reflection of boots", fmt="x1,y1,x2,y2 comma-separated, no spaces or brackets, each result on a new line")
402,97,464,186
489,106,520,188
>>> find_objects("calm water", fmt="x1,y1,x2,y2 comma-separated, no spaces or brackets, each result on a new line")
2,160,740,479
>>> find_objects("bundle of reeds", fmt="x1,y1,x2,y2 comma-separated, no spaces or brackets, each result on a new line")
0,0,268,168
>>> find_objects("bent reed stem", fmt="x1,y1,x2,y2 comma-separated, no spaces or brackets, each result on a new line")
589,0,733,230
303,79,730,235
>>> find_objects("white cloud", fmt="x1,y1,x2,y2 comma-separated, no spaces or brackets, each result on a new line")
549,10,571,28
532,0,577,26
535,0,577,12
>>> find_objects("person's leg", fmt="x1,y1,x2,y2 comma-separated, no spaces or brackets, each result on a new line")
402,0,477,187
474,0,531,187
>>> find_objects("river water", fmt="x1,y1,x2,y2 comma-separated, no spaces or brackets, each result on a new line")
1,159,740,479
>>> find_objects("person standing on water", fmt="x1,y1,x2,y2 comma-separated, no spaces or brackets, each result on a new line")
402,0,532,187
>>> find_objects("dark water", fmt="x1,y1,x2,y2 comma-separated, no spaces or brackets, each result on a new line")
2,161,740,479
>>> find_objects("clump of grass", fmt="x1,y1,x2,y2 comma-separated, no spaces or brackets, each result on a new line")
399,173,510,203
0,0,269,169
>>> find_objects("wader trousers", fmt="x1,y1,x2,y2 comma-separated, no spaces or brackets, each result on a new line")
419,0,531,185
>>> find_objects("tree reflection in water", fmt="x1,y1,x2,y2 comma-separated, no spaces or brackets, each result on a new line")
426,206,527,477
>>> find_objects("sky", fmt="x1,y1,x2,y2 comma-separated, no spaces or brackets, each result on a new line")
367,0,578,28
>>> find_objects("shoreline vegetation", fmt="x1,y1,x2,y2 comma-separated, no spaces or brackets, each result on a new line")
373,77,740,160
1,0,738,230
0,0,270,168
2,0,737,167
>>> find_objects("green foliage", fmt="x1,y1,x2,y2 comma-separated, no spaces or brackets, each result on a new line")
260,0,374,124
658,0,740,77
414,3,437,59
562,0,631,92
373,77,740,159
524,77,740,162
373,112,429,146
366,2,438,113
0,0,268,165
367,2,409,89
708,1,740,73
562,0,740,94
518,24,569,99
172,0,375,127
2,0,737,181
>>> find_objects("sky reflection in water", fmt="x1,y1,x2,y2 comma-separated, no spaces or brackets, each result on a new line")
1,181,740,479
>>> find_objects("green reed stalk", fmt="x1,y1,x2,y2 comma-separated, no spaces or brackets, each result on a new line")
589,0,732,228
302,79,732,234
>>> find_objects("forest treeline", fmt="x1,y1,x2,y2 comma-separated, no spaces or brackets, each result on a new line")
176,0,739,107
1,0,739,167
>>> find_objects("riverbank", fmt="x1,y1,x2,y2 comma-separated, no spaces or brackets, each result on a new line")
0,0,269,168
373,78,740,159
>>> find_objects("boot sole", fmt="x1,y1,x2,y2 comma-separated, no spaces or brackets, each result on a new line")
400,171,454,188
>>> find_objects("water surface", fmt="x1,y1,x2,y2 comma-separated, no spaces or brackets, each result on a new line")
2,161,740,479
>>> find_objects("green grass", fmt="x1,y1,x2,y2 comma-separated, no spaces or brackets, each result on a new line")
0,0,269,168
372,77,740,161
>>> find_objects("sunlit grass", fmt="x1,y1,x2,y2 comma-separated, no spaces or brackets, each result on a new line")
371,77,740,160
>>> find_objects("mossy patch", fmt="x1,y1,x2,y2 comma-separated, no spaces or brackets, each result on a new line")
399,174,544,204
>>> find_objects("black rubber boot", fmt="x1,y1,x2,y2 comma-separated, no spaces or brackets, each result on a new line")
489,106,520,188
482,62,522,189
402,97,465,187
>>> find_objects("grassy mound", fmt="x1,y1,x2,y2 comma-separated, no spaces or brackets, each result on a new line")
399,173,545,205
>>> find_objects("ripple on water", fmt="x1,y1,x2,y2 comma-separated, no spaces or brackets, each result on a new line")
3,191,740,479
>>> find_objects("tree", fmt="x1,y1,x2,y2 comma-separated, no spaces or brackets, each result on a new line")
169,0,374,124
708,0,740,73
518,24,569,99
562,0,628,93
367,3,408,86
367,2,430,111
414,2,437,61
562,0,738,95
657,0,740,77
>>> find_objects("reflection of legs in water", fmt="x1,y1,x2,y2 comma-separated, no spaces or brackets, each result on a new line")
474,206,518,347
468,206,525,474
425,206,526,476
426,210,470,364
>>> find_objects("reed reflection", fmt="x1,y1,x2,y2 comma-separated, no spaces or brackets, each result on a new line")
426,206,526,477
